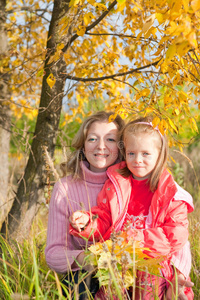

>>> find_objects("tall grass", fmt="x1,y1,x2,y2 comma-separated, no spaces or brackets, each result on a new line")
189,206,200,299
172,151,200,299
0,233,66,300
0,212,200,300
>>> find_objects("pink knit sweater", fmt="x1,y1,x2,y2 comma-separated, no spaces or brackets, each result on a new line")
45,161,108,274
45,161,192,278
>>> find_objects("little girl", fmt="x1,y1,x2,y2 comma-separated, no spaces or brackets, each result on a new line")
69,117,194,299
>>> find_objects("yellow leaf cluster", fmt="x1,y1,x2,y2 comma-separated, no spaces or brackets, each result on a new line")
84,12,94,25
6,0,48,120
88,230,164,291
10,98,38,120
76,26,86,36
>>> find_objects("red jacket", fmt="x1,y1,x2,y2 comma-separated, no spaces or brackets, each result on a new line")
70,161,194,281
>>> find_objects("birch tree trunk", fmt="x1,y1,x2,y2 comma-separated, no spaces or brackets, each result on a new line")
0,0,11,227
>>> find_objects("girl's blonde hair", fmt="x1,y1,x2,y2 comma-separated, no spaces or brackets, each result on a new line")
61,111,125,178
118,116,168,191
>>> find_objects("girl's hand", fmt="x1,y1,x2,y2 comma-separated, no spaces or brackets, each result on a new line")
126,228,144,245
69,211,89,232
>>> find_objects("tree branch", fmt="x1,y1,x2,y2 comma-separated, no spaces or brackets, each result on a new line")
86,32,158,43
61,0,117,53
188,52,200,77
61,59,161,82
7,4,52,15
86,0,117,31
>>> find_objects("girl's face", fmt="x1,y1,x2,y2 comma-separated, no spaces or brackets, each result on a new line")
124,132,160,180
84,121,119,173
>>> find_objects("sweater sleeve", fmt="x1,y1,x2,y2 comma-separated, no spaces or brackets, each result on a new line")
170,241,192,279
69,183,113,241
45,181,84,274
134,201,189,258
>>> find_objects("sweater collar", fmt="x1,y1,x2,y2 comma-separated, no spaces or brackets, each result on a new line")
80,161,108,184
131,176,149,186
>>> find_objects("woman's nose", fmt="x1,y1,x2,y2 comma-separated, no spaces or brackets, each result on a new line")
97,138,106,149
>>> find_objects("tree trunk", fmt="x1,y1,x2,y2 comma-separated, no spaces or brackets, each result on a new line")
1,0,70,241
0,0,11,227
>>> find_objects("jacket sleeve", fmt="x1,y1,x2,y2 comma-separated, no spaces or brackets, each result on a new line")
134,200,189,258
69,182,112,241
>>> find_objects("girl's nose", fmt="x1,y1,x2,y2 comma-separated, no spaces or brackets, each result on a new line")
134,154,142,163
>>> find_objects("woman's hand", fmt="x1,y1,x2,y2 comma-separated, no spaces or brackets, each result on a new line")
165,273,194,300
71,251,94,272
69,211,89,232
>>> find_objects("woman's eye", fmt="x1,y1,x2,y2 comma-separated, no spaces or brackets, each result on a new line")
127,152,134,156
88,138,96,142
107,138,116,142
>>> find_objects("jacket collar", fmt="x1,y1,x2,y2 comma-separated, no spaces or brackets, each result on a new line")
107,162,179,219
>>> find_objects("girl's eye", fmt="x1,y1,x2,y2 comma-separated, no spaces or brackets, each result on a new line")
143,152,150,156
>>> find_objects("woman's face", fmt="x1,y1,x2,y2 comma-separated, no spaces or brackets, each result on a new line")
84,121,119,173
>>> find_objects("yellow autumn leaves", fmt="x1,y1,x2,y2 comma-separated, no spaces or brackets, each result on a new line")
44,0,199,143
88,230,164,291
46,73,56,89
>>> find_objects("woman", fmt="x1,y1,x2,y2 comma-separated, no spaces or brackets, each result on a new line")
45,111,125,299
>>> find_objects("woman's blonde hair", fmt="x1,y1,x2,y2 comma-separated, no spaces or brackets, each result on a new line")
60,111,125,178
118,116,168,191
